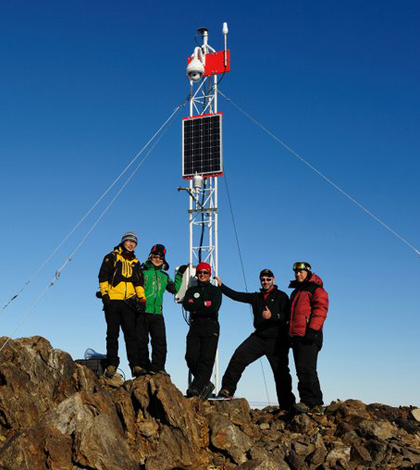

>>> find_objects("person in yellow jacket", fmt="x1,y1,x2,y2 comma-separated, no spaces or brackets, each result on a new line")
98,231,146,378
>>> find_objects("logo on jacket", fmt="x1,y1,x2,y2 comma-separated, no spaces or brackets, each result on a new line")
194,293,200,298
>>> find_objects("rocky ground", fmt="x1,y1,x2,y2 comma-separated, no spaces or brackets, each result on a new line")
0,336,419,470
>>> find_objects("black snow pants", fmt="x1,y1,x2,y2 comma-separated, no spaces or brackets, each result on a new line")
221,330,296,408
104,300,140,369
185,317,219,393
136,313,167,372
292,334,323,407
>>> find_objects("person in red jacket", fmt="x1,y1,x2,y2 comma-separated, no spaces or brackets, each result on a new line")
289,262,329,414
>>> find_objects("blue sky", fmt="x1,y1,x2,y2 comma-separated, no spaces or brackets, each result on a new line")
1,1,419,407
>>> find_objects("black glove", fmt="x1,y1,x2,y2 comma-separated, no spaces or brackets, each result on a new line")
303,328,319,345
102,294,111,306
177,265,188,275
125,295,146,314
136,300,146,314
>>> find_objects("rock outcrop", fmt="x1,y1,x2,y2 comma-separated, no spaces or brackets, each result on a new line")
0,336,419,470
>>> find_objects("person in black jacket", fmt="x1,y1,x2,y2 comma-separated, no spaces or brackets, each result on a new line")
183,262,222,399
215,269,295,409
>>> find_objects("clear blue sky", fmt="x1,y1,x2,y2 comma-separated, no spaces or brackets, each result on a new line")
1,1,419,407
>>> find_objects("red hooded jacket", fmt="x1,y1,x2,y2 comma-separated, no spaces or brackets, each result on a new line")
288,273,329,337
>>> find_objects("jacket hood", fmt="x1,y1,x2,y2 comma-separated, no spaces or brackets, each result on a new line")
289,273,324,289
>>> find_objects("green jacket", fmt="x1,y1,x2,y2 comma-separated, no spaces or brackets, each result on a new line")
142,261,183,314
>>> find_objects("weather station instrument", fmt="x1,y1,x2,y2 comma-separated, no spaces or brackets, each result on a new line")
176,23,231,392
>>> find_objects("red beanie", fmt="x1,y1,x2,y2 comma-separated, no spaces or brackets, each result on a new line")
196,262,211,275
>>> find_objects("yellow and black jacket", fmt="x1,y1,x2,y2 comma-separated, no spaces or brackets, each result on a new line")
98,245,145,300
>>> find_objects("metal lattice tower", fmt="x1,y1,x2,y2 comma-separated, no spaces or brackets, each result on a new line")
179,24,230,392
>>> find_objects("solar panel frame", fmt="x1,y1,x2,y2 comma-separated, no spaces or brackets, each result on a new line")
182,113,223,179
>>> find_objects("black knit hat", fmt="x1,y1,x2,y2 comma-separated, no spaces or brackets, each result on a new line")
150,244,166,258
260,268,274,278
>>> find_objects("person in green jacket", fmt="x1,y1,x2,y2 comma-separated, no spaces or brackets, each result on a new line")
136,244,186,375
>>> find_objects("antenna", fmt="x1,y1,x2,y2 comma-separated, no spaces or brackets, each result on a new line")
179,24,231,394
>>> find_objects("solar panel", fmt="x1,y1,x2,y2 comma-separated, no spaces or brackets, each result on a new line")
182,114,223,178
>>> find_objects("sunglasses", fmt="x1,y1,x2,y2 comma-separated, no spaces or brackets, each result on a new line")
197,270,210,275
260,277,273,282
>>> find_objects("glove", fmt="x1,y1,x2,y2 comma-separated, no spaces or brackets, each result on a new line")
125,295,146,314
303,328,319,345
137,300,146,314
102,294,111,307
177,265,188,275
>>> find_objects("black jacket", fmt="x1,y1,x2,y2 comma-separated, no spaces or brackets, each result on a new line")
182,282,222,320
221,284,290,336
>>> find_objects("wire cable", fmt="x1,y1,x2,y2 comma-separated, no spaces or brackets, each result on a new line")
1,101,187,315
223,172,249,292
223,170,271,406
218,90,420,258
0,109,178,353
198,178,207,263
53,125,169,281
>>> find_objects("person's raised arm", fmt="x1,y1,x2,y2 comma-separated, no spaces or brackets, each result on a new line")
215,276,254,304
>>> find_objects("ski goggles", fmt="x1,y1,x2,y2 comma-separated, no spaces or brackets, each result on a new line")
293,262,311,272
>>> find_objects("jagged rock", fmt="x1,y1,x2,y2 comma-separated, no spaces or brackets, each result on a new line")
0,337,209,470
1,336,420,470
327,399,372,421
395,416,420,435
0,391,139,470
247,447,289,470
325,441,351,467
412,408,420,422
358,418,397,440
207,411,253,464
288,413,318,435
212,398,252,426
292,441,316,457
286,450,309,470
350,441,373,465
308,445,328,467
366,438,392,466
0,336,87,438
271,449,290,470
236,457,284,470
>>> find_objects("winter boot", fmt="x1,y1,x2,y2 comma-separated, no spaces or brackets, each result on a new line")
200,381,215,400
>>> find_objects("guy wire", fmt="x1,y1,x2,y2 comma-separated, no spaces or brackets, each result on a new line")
0,106,178,352
224,170,271,406
1,101,187,315
218,90,420,258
